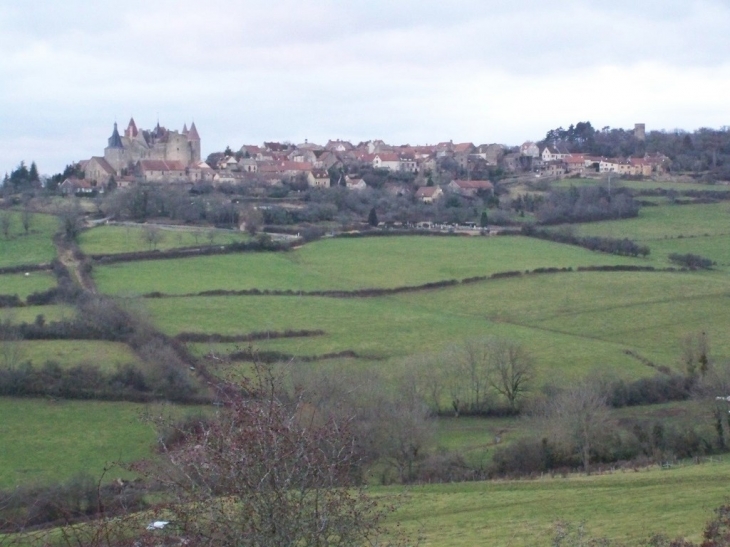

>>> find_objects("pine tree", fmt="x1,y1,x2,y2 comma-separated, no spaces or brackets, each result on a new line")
29,161,39,183
368,207,378,227
480,210,488,228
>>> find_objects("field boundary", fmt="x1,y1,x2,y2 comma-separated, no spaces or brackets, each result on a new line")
176,329,326,343
89,238,291,264
140,265,684,300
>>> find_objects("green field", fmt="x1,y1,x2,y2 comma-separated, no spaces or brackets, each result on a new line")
145,270,730,382
0,271,56,299
571,202,730,241
5,340,141,369
0,212,58,268
0,398,158,487
78,224,250,255
93,236,655,295
393,458,730,546
1,304,74,324
552,177,728,193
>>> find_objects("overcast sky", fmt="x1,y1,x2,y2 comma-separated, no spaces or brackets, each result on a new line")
1,0,729,175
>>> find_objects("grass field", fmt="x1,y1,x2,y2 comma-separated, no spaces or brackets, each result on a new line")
0,271,56,299
551,177,729,193
392,458,730,546
0,398,159,487
5,340,141,369
0,212,58,268
146,270,730,382
1,304,75,324
78,224,250,255
570,202,730,241
92,236,655,295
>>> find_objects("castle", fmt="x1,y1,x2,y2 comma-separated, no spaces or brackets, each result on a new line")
104,118,201,175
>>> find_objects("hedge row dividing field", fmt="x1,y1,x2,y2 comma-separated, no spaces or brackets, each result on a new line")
91,236,656,295
145,270,730,384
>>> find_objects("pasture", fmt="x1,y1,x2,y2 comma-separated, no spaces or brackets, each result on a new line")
0,398,158,488
0,304,74,324
78,224,249,255
92,236,654,295
551,177,728,193
0,271,56,299
0,212,58,268
570,202,730,241
4,340,141,369
146,270,730,382
392,458,730,546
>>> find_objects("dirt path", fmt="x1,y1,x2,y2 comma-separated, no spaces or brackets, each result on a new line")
54,239,97,293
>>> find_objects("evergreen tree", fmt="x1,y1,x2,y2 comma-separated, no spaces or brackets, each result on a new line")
29,161,39,183
480,210,488,228
368,207,378,227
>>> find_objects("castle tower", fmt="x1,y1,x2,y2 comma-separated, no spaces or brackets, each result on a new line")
104,122,126,173
107,122,123,148
187,122,201,163
182,123,188,136
634,123,646,141
125,117,138,138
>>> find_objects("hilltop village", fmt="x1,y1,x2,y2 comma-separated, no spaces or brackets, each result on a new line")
60,119,673,198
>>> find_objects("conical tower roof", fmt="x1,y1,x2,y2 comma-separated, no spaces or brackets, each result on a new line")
182,123,188,135
107,122,123,149
187,122,200,141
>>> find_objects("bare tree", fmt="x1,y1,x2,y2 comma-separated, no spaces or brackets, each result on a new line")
0,320,24,369
140,224,163,250
243,207,264,236
20,210,32,235
0,211,11,239
58,202,83,241
445,339,492,414
206,229,216,245
120,370,409,547
487,339,534,411
694,360,730,449
681,330,711,377
542,381,613,474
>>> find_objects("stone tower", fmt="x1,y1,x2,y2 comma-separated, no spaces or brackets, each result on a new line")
634,123,646,141
187,122,201,163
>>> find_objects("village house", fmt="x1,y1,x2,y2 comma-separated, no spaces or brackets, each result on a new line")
346,178,367,190
564,154,587,174
541,144,570,162
520,141,540,158
542,160,566,178
447,180,494,197
310,169,331,188
415,185,443,203
59,177,98,195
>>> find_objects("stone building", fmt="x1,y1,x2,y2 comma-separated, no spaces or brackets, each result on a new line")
103,118,201,176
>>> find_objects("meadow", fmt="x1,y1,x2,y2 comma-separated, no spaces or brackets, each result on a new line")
392,458,730,546
0,212,58,268
0,398,158,487
92,235,655,295
4,190,730,546
6,339,141,369
0,271,56,299
146,270,730,382
77,223,250,255
551,177,729,192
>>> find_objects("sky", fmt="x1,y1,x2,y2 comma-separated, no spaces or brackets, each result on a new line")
1,0,729,175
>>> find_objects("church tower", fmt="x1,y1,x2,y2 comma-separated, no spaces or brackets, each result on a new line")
187,122,201,163
104,122,126,173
